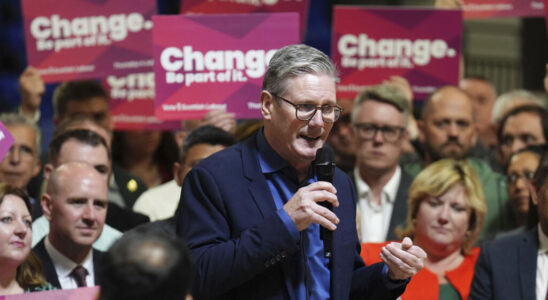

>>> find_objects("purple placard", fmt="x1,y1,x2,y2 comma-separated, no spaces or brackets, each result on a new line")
153,13,299,120
0,286,99,300
105,72,182,130
0,121,15,162
332,6,462,101
21,0,155,83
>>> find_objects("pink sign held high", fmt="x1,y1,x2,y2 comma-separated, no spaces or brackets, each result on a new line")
21,0,156,83
463,0,544,19
105,72,181,130
153,13,299,120
180,0,309,37
0,121,15,163
332,6,462,101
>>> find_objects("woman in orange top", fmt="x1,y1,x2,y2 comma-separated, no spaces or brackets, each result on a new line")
361,159,486,300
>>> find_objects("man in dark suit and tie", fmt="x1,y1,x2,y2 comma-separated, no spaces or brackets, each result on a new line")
350,84,413,242
177,44,426,300
33,161,107,289
470,150,548,300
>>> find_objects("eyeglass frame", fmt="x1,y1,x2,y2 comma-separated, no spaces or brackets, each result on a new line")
270,93,343,124
353,122,406,143
507,171,536,184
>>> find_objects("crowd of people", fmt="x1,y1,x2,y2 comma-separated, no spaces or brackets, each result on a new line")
0,41,548,300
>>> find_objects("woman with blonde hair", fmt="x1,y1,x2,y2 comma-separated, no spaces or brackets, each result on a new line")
0,184,51,295
361,159,486,300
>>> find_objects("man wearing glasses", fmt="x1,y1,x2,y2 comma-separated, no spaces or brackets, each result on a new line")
350,85,413,243
177,44,426,300
406,86,512,241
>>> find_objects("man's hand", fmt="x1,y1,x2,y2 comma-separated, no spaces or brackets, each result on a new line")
19,66,45,118
201,110,237,134
283,181,340,231
380,237,426,281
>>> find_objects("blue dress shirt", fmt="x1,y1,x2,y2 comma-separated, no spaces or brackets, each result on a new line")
256,130,331,300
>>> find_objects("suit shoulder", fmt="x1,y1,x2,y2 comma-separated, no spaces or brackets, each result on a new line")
195,143,245,171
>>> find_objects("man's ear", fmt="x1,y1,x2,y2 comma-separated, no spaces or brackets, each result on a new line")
43,163,54,180
261,90,275,121
41,193,53,221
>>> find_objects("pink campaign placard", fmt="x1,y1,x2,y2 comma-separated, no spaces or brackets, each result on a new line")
180,0,309,37
153,13,299,120
0,286,99,300
105,72,182,130
463,0,544,19
0,121,15,162
332,6,462,101
21,0,156,83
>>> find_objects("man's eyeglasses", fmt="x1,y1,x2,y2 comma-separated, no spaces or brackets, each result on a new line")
353,123,405,143
271,93,343,123
507,171,535,184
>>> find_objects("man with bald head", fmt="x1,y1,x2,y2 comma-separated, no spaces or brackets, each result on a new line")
33,162,108,289
406,85,513,240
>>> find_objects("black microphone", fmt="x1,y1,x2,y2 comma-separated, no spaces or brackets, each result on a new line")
314,147,335,258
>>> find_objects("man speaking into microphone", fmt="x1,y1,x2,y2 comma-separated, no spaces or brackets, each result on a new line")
177,44,426,300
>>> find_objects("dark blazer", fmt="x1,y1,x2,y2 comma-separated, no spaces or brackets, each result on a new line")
177,133,406,300
351,169,412,241
469,227,539,300
33,238,104,289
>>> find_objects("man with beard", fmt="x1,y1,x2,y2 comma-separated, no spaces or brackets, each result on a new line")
405,86,513,240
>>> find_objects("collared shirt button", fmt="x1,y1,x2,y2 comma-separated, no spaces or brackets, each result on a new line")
270,258,276,265
280,251,287,258
275,254,282,261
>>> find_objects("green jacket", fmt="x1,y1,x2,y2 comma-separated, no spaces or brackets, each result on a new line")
404,158,515,241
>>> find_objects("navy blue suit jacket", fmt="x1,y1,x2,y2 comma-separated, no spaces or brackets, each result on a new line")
469,227,538,300
33,238,103,289
177,134,406,300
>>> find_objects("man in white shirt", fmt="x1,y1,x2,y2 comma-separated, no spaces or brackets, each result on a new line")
33,162,108,289
133,125,236,222
351,84,412,242
471,149,548,300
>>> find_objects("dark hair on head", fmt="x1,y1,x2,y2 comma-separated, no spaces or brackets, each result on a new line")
53,80,108,118
497,105,548,144
180,125,237,163
0,184,48,290
99,226,195,300
49,129,111,165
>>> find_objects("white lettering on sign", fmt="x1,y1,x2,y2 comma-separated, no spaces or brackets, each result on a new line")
0,130,4,141
160,46,277,86
30,13,152,52
107,72,155,102
337,33,456,69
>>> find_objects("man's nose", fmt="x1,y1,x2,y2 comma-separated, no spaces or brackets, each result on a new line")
82,203,96,221
447,123,459,137
308,109,325,127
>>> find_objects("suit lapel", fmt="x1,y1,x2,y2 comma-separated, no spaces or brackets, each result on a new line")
519,227,539,300
242,135,277,218
92,249,103,285
33,239,61,288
